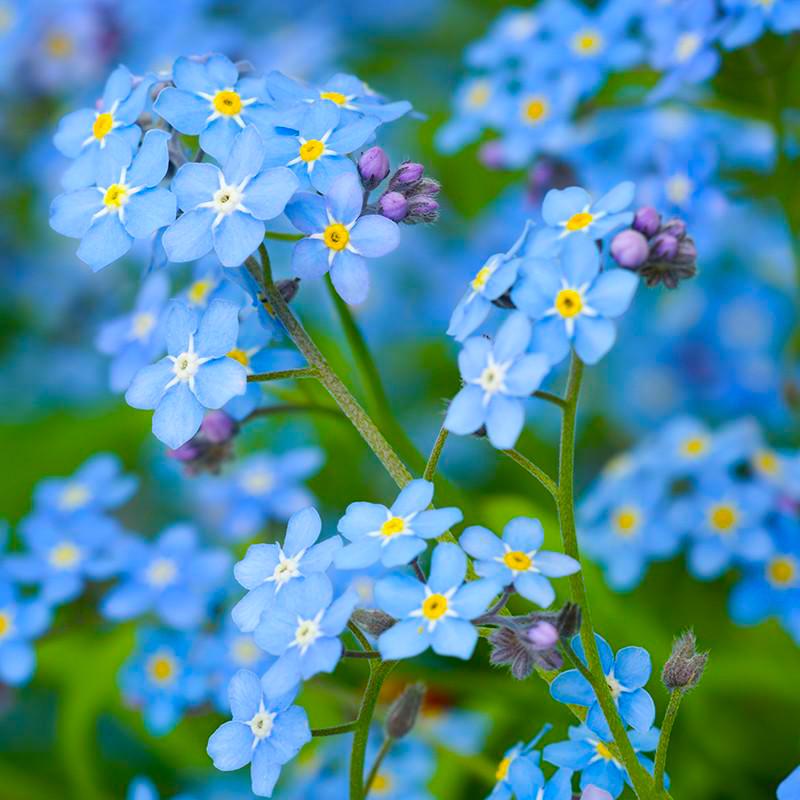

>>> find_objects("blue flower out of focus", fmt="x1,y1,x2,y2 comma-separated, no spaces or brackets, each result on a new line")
285,173,400,304
125,299,248,449
512,235,638,366
231,507,341,633
375,543,500,661
461,516,580,607
254,573,359,695
444,311,550,449
334,479,462,570
54,65,153,190
50,129,176,271
162,125,299,268
153,54,276,162
550,634,655,740
720,0,800,49
0,581,51,686
207,669,311,798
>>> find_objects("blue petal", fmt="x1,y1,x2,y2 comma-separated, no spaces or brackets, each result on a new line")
162,208,215,263
375,574,425,617
128,129,171,188
444,384,486,436
337,502,387,541
382,536,426,567
428,543,466,593
207,720,253,771
171,163,220,212
486,394,525,450
504,517,544,552
614,647,651,690
493,312,531,362
196,298,240,357
228,669,263,721
432,618,478,659
154,87,211,135
595,182,635,214
285,192,327,233
516,572,555,607
452,579,500,618
378,618,431,660
54,109,96,157
291,238,330,280
412,508,463,539
460,526,503,560
585,271,638,318
77,214,133,271
561,236,599,286
284,507,322,554
193,358,247,409
618,688,655,732
550,669,595,706
333,539,382,570
542,187,591,226
50,189,104,238
152,383,205,448
391,479,434,517
534,551,580,578
325,173,363,225
125,188,176,238
251,745,282,797
213,212,265,267
223,125,266,186
574,317,616,365
244,167,299,220
542,740,594,770
125,359,173,409
330,251,369,304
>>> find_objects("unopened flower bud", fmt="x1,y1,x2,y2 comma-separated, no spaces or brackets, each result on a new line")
651,232,679,261
407,177,441,198
662,630,708,692
350,608,396,637
632,206,661,238
405,195,440,224
378,191,409,221
166,412,239,475
660,217,687,239
200,410,237,444
277,277,300,304
555,601,582,639
389,161,424,190
358,146,390,190
384,683,425,739
611,229,649,269
526,621,559,649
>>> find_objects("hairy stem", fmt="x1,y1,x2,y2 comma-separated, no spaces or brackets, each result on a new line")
247,367,317,382
423,425,449,482
653,690,683,790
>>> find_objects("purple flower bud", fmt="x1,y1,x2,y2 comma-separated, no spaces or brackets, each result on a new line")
167,442,202,462
200,410,237,444
389,161,424,190
378,191,409,221
478,140,506,170
406,195,439,224
611,229,649,270
651,232,680,261
661,217,687,239
632,206,661,238
526,621,559,649
407,177,441,198
358,146,390,190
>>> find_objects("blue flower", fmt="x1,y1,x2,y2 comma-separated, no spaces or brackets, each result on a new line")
334,479,462,570
153,54,276,162
721,0,800,49
550,634,655,740
729,515,800,644
207,669,311,798
54,65,153,189
260,100,379,193
96,270,170,392
119,627,208,735
461,517,580,607
232,507,341,633
267,71,412,125
375,542,500,661
101,523,231,629
162,126,299,267
32,453,137,517
50,128,176,271
8,511,125,605
125,299,248,449
512,236,638,366
254,573,359,694
285,173,400,304
447,220,537,342
444,312,550,449
778,765,800,800
0,581,51,686
543,725,659,799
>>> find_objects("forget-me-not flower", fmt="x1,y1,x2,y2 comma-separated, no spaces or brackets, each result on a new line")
125,299,248,449
375,543,500,661
444,311,550,449
0,581,51,686
335,479,462,570
162,125,299,268
721,0,800,49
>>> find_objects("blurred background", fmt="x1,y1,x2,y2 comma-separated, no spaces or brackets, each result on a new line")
1,0,799,798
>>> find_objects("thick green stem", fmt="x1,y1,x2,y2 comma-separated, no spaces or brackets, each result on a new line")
364,736,394,796
654,690,683,790
349,661,396,800
312,721,359,737
557,354,657,799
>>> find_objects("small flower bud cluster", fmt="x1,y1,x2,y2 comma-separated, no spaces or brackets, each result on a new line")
610,206,697,289
384,682,425,739
166,410,239,475
488,603,581,680
662,630,708,692
357,149,440,225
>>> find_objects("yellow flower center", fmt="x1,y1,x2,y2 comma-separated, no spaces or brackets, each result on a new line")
767,556,797,588
471,265,493,291
299,139,325,162
92,112,114,141
227,348,250,367
522,96,549,124
46,32,73,58
680,436,708,458
323,223,350,251
495,756,512,781
371,774,392,793
596,742,614,761
320,90,347,105
187,279,213,305
708,503,738,534
104,183,128,209
613,506,640,537
753,449,780,476
380,516,406,538
572,29,604,55
49,542,81,569
565,211,594,231
148,653,176,683
421,593,449,620
213,90,243,116
232,636,262,665
60,482,90,510
555,288,583,318
675,32,701,63
503,550,532,571
467,80,491,108
0,611,11,639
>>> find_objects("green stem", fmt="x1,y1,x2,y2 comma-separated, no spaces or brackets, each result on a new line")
364,737,394,796
533,390,566,409
502,448,558,499
343,649,382,659
653,690,683,790
312,721,359,737
250,251,412,488
264,231,305,242
348,620,372,652
423,426,449,482
349,661,396,800
247,367,317,382
556,353,657,799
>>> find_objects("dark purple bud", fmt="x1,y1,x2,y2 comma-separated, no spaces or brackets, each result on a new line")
389,161,424,190
675,237,697,265
378,191,409,222
358,146,390,190
662,630,708,692
651,232,679,261
526,621,559,649
661,217,687,239
405,195,439,224
167,441,202,462
610,229,649,269
276,277,300,304
200,410,237,444
632,205,661,238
